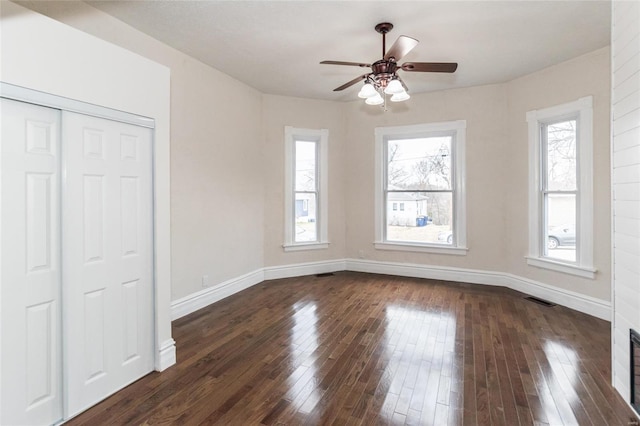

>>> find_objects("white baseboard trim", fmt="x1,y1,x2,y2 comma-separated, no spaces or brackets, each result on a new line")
169,260,346,321
171,269,265,320
169,258,611,324
345,258,507,287
345,258,611,321
263,259,347,280
156,338,176,371
503,272,611,321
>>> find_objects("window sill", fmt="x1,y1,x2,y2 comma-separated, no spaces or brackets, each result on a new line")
374,242,468,255
283,242,329,252
526,256,596,279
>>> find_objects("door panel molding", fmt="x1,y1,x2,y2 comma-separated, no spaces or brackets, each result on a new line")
1,99,63,425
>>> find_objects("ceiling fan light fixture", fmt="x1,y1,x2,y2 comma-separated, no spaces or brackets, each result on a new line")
320,22,458,110
390,90,410,102
358,83,378,99
384,78,404,95
365,93,384,105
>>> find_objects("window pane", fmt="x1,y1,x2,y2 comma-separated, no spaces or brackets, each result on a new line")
544,193,576,262
295,141,316,191
387,137,452,191
295,192,317,242
546,120,576,191
386,192,452,244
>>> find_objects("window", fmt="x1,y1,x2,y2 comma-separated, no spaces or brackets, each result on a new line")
526,96,595,278
284,127,328,251
375,121,467,254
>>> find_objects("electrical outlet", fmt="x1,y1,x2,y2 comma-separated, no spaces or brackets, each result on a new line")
202,275,209,287
358,250,365,259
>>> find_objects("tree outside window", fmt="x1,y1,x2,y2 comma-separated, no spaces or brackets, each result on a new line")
375,120,467,254
526,96,594,278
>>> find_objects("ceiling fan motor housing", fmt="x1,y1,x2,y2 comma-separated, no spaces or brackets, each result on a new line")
371,59,397,75
371,60,397,87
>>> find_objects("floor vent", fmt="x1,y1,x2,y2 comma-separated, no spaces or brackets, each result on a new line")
316,273,335,278
525,296,556,307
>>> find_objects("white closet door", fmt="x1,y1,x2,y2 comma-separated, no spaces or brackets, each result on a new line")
62,111,154,417
1,99,63,425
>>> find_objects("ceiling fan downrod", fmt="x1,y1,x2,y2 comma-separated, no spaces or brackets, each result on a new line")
374,22,394,59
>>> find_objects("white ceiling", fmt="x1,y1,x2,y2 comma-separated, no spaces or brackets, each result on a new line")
36,1,613,101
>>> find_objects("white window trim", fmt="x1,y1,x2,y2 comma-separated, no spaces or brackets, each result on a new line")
373,242,469,255
374,120,467,255
283,126,329,251
526,96,595,278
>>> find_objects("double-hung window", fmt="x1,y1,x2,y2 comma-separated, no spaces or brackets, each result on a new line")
526,96,595,278
283,127,328,251
374,121,467,254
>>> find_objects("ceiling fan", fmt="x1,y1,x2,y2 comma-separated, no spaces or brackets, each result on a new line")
320,22,458,105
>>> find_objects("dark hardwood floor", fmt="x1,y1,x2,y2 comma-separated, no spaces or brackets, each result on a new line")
67,272,639,425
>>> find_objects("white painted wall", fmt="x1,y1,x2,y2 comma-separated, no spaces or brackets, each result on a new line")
20,3,614,322
611,0,640,406
342,48,611,302
506,47,612,301
18,0,266,301
0,0,173,371
344,83,510,274
262,95,347,266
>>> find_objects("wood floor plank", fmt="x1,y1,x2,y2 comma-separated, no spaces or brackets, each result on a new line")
64,272,639,425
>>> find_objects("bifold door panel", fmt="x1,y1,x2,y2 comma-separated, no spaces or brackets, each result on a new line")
0,99,154,425
62,111,154,418
1,99,63,425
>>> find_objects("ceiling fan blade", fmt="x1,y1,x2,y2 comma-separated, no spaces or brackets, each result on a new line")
384,35,419,61
401,62,458,73
321,60,371,68
333,74,368,91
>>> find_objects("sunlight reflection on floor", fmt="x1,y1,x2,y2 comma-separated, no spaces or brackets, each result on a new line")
378,305,457,423
287,301,321,414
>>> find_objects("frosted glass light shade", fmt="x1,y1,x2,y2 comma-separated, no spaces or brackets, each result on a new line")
358,83,377,99
390,90,410,102
384,79,404,95
365,93,384,105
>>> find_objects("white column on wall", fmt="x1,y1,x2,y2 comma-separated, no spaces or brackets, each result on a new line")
611,0,640,407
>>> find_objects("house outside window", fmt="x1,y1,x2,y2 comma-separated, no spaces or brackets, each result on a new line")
283,127,329,251
374,121,467,255
526,96,595,278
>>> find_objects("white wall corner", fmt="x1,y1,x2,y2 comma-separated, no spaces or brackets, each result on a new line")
170,269,265,320
156,338,176,372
